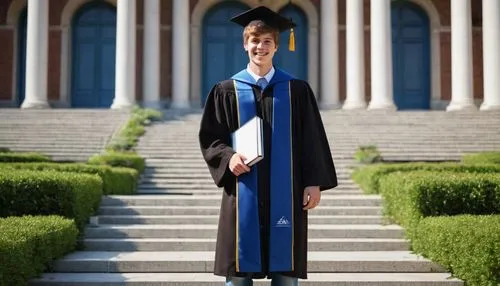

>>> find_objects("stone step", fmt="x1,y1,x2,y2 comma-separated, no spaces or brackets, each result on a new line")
84,224,402,239
143,158,355,164
29,272,464,285
140,171,353,178
137,184,358,191
138,180,356,189
49,251,442,273
0,151,95,158
100,195,382,207
137,150,358,156
0,135,114,141
94,214,385,225
98,206,380,216
136,188,364,195
139,163,355,170
83,238,408,251
143,134,499,138
139,140,499,146
2,146,104,152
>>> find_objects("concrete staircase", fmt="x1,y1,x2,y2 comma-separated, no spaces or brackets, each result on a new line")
30,109,500,285
0,109,130,162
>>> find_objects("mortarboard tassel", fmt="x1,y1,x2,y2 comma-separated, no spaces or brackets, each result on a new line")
289,28,295,52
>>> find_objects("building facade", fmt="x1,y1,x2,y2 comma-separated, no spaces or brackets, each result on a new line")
0,0,499,111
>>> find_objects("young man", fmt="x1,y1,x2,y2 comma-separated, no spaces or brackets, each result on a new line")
199,6,338,286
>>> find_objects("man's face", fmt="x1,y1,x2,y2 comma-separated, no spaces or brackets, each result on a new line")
244,33,278,67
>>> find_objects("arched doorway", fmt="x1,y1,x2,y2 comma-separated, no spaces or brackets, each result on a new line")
71,1,116,108
202,2,250,105
275,5,308,80
17,7,27,106
391,1,431,110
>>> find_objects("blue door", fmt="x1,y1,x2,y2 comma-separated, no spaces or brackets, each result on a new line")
17,8,27,106
275,5,308,80
71,2,116,108
202,2,250,105
391,1,431,110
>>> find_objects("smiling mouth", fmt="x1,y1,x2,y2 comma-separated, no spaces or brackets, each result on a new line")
254,52,268,56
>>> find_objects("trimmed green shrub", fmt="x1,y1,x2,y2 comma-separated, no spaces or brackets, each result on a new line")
352,162,500,194
413,215,500,286
0,170,102,230
132,106,163,123
379,171,500,232
0,162,138,195
106,166,139,195
463,151,500,165
0,152,51,163
0,215,78,286
106,107,162,152
88,151,145,174
354,145,382,164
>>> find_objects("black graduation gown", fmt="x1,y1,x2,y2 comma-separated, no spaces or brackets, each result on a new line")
198,74,338,279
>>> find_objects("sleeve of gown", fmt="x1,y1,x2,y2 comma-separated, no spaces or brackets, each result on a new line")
198,83,236,188
299,81,338,191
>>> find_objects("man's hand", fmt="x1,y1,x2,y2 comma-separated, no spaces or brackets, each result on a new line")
303,186,321,210
229,153,250,176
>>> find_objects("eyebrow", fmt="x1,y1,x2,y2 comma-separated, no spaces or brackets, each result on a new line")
252,36,273,41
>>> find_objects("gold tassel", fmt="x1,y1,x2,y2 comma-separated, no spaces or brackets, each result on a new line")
289,28,295,52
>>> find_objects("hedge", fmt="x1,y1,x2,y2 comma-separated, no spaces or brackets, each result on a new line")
0,215,78,286
0,152,51,163
88,151,145,174
463,152,500,165
413,215,500,286
0,162,138,195
352,162,500,194
106,107,162,152
0,170,102,230
379,171,500,235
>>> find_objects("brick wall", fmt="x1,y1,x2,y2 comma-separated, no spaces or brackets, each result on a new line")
0,0,14,101
0,29,13,101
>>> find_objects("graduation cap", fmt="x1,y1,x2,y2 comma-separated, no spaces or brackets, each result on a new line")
230,6,297,52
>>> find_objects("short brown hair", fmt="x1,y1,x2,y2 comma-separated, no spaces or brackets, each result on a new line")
243,20,280,46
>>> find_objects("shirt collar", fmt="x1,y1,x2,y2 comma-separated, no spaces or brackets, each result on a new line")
246,65,275,84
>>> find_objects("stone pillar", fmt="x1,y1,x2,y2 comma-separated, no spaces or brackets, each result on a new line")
143,0,161,108
447,0,475,111
320,0,340,109
368,0,395,110
128,0,136,106
343,0,366,110
112,0,136,109
481,0,500,110
22,0,49,108
171,0,190,108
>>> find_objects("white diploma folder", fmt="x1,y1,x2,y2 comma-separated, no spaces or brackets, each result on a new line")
231,116,264,167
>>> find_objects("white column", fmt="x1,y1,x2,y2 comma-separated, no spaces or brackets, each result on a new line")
143,0,161,108
128,0,137,105
171,0,190,108
447,0,475,111
22,0,49,108
368,0,395,110
343,0,366,110
112,0,136,109
481,0,500,110
320,0,340,109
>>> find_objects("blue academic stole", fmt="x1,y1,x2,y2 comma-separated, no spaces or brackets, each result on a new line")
231,68,294,273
